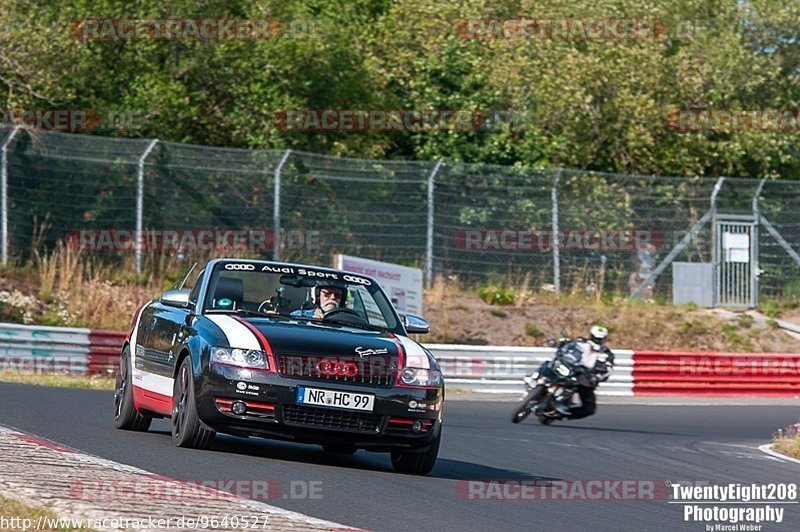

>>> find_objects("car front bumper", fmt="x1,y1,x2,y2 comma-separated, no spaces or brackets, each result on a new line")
195,363,444,451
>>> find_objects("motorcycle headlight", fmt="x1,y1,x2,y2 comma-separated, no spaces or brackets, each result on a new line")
554,360,570,377
212,347,269,370
400,367,443,387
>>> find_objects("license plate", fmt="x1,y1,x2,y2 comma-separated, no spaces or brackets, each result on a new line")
296,386,375,412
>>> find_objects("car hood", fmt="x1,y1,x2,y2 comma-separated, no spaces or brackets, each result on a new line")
251,320,402,358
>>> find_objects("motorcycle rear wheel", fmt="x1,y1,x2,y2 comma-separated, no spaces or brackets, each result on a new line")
511,384,546,423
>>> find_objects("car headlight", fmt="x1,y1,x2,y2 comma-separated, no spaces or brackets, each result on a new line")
211,347,268,370
400,367,443,387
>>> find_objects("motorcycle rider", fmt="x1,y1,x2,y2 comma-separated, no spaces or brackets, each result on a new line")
547,325,614,419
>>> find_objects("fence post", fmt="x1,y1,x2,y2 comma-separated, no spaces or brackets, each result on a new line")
425,159,444,289
551,169,562,297
272,149,291,261
135,139,159,275
751,179,766,307
710,176,725,306
1,126,21,266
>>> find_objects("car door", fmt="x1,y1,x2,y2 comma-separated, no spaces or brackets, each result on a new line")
146,303,188,378
141,263,198,379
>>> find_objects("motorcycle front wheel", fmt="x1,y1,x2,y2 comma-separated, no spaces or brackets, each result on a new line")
511,384,546,423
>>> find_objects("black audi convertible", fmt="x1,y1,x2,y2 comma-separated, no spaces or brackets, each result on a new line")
114,258,443,475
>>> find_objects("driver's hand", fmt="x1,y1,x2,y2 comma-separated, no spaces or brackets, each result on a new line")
313,308,324,319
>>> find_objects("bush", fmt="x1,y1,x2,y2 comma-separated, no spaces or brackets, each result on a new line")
477,284,516,306
773,420,800,459
525,323,543,337
760,301,780,318
783,281,800,300
0,302,24,324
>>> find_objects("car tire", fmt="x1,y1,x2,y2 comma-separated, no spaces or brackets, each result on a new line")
171,357,216,449
114,346,152,431
390,430,441,475
322,443,357,455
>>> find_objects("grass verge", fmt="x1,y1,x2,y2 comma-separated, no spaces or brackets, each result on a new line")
0,495,95,531
773,421,800,459
0,371,115,390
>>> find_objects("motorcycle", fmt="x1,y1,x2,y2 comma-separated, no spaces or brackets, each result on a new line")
511,334,597,425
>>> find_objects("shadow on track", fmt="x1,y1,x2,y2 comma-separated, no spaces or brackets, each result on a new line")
533,424,696,437
149,431,552,482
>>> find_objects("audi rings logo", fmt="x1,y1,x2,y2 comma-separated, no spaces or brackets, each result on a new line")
316,359,359,377
224,263,255,270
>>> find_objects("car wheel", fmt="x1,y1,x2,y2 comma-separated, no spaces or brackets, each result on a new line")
390,430,441,475
171,357,216,449
114,346,152,431
322,443,357,455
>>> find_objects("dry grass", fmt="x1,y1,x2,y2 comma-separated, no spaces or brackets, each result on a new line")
29,244,184,330
2,242,800,353
0,495,95,531
424,284,800,352
773,422,800,459
0,371,115,390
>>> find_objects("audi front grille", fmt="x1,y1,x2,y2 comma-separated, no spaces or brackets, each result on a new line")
277,354,396,387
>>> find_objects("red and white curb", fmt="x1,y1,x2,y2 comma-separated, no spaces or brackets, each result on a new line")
0,424,358,531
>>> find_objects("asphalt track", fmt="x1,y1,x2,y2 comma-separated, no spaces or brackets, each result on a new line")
0,382,799,532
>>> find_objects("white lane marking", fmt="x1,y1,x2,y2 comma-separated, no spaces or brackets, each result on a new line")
206,314,260,350
759,444,800,466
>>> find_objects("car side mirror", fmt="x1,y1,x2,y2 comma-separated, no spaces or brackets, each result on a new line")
161,289,190,308
402,313,430,334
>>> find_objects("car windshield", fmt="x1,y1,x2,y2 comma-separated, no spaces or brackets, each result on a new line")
202,261,403,333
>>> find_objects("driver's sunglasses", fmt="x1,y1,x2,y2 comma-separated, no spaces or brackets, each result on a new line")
320,288,343,298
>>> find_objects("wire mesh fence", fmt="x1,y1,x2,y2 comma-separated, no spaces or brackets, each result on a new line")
2,127,800,302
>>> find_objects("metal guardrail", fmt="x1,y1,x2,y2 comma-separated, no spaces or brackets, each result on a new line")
0,322,91,373
425,344,634,396
1,323,794,399
633,350,800,397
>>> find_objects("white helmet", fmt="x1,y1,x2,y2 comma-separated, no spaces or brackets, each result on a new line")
589,325,608,346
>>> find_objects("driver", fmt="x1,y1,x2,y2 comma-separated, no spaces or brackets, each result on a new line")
292,282,348,319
